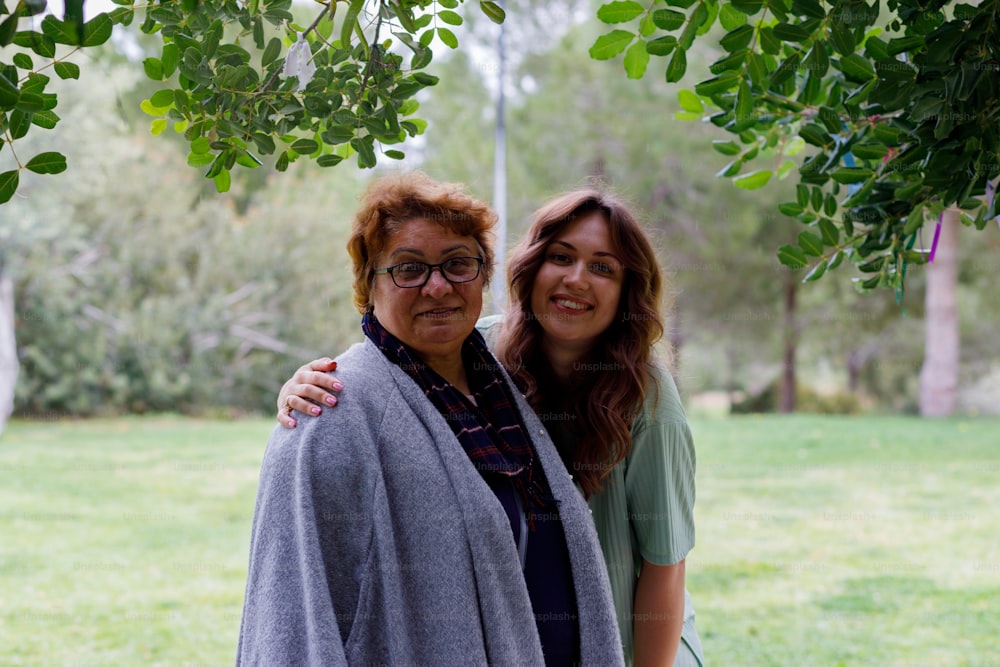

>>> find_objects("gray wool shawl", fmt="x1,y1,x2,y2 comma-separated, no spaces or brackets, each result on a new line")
236,338,624,667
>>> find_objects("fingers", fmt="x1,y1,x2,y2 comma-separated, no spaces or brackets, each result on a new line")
277,406,297,429
304,358,337,372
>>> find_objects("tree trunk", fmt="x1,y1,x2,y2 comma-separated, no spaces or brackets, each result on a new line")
780,271,797,413
919,208,959,417
0,272,17,435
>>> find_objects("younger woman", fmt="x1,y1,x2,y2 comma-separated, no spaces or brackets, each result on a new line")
278,189,704,666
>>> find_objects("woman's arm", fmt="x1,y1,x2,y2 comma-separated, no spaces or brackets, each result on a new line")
276,357,342,428
632,558,686,667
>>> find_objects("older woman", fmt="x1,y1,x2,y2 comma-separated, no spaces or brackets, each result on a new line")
236,173,623,666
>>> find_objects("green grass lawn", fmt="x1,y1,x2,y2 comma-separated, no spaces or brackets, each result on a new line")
1,414,997,666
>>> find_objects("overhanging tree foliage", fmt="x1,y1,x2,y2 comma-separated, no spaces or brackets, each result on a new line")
1,0,504,198
2,0,998,292
590,0,1000,293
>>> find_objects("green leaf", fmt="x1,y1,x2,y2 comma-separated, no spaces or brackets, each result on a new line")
14,53,33,70
770,52,801,87
351,136,377,168
778,244,808,268
679,3,708,49
15,93,44,113
720,24,753,52
791,0,826,19
733,169,772,189
730,0,764,13
712,140,741,156
849,143,888,160
796,184,809,207
798,230,823,256
818,217,840,245
887,35,924,57
480,1,506,24
17,32,57,58
0,15,18,48
438,9,463,25
187,151,215,167
830,167,873,184
384,150,405,160
317,154,346,167
41,16,80,45
598,1,645,23
823,193,837,217
645,36,678,56
829,22,854,56
8,111,32,139
733,79,754,130
624,41,650,79
806,43,829,76
651,9,686,30
665,47,687,82
412,72,439,86
719,3,746,30
758,25,780,54
678,89,704,113
161,43,179,77
235,150,262,168
151,119,168,135
53,61,81,80
341,0,364,49
589,30,635,60
213,168,231,193
0,170,19,204
772,22,811,42
838,53,875,82
290,138,319,155
143,57,164,80
82,13,113,47
776,160,797,180
262,37,281,67
778,202,804,216
828,249,845,271
803,258,827,282
25,151,67,174
150,89,174,108
30,109,59,129
437,27,458,49
639,11,657,36
694,71,739,96
798,123,832,148
190,137,211,154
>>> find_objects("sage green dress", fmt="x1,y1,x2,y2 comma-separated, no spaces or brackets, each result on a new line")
477,315,704,666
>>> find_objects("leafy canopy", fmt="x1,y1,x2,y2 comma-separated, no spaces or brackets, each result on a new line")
590,0,1000,293
2,0,998,292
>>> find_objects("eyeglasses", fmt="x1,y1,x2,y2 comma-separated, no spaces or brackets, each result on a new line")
374,256,484,288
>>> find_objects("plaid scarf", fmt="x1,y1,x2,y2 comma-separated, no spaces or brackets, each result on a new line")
362,311,552,527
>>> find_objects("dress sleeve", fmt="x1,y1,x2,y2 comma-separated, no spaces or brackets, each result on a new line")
625,368,697,566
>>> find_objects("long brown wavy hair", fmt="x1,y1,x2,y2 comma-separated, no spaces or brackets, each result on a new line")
495,189,668,497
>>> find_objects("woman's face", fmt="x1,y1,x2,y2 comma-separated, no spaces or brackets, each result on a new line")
372,218,484,364
529,212,625,356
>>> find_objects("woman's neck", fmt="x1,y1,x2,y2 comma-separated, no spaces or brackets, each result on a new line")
421,353,471,395
540,337,592,383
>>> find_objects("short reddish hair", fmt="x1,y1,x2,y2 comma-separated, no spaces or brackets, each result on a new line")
347,171,497,313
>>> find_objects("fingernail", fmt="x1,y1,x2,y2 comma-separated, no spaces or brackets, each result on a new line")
311,406,321,415
325,395,337,406
331,382,343,391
